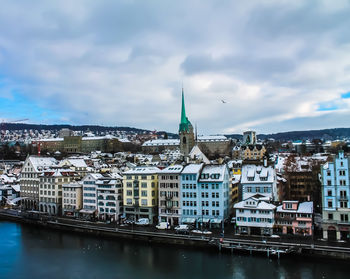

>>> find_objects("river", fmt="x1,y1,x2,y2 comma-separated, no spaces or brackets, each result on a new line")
0,221,347,279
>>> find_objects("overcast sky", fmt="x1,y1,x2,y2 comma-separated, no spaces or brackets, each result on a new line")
1,0,350,134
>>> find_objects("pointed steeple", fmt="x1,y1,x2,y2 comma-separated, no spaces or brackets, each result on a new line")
180,88,187,124
179,88,191,132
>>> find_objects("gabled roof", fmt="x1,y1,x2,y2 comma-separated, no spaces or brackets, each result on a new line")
189,145,210,164
26,156,58,172
182,163,203,174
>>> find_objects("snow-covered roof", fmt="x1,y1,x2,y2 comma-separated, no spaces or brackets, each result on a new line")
59,158,87,168
159,164,184,174
40,169,78,177
142,139,180,147
123,166,160,175
189,145,210,164
234,197,276,210
27,156,58,172
241,165,275,184
276,201,313,214
197,135,228,142
82,135,117,141
199,164,227,181
182,163,203,174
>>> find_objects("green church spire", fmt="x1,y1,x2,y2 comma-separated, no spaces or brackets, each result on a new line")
179,88,191,132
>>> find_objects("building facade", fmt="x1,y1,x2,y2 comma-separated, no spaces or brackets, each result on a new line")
62,182,83,217
275,201,313,236
321,151,350,241
39,169,79,215
241,165,277,202
158,165,183,226
20,156,57,210
123,167,159,224
97,175,123,222
234,196,276,235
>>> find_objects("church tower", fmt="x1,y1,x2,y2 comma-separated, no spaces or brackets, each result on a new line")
179,89,195,156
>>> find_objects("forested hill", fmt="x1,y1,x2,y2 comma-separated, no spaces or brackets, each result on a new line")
226,128,350,141
2,123,149,133
3,123,350,141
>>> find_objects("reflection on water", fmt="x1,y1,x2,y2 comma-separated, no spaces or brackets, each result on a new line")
0,221,347,279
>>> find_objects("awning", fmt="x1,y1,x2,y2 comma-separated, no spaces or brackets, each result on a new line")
210,218,222,224
182,217,196,223
79,209,96,214
199,218,210,223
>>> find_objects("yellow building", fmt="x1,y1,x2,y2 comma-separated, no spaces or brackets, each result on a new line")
241,144,266,161
123,166,160,224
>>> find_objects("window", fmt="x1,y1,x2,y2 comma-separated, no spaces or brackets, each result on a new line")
340,214,349,222
127,190,132,196
327,180,331,186
141,191,147,197
141,199,147,206
126,198,132,205
340,201,347,208
327,200,333,208
328,213,333,220
327,190,332,196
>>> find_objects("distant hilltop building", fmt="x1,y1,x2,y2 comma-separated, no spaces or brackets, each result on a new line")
142,89,231,158
243,131,256,145
33,129,123,154
232,130,266,161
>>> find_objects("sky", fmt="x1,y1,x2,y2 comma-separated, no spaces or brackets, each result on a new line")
1,0,350,135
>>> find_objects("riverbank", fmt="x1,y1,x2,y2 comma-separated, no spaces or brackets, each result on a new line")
1,210,349,260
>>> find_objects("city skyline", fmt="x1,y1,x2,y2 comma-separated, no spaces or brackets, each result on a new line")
1,1,350,134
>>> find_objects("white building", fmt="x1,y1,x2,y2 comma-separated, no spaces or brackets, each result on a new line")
81,173,104,217
62,182,83,217
234,196,276,235
20,156,58,210
241,165,277,202
96,174,123,222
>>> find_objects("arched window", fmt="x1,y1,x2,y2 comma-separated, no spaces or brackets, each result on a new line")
183,136,187,144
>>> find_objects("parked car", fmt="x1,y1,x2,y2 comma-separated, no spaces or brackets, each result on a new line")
156,222,170,230
135,218,150,226
230,217,236,224
175,224,190,234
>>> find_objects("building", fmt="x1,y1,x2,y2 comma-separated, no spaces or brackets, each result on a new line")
141,139,180,154
275,201,313,236
123,166,160,224
96,174,123,222
180,163,230,228
179,90,195,157
197,164,230,228
81,173,104,218
281,155,326,208
20,156,58,210
62,182,83,217
320,151,350,241
243,131,257,145
180,163,203,226
141,90,232,158
234,196,276,235
39,169,79,215
59,158,89,178
241,165,277,202
35,135,123,154
158,165,183,226
240,144,266,161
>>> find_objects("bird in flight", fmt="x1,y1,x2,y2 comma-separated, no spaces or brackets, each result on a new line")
221,100,227,104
